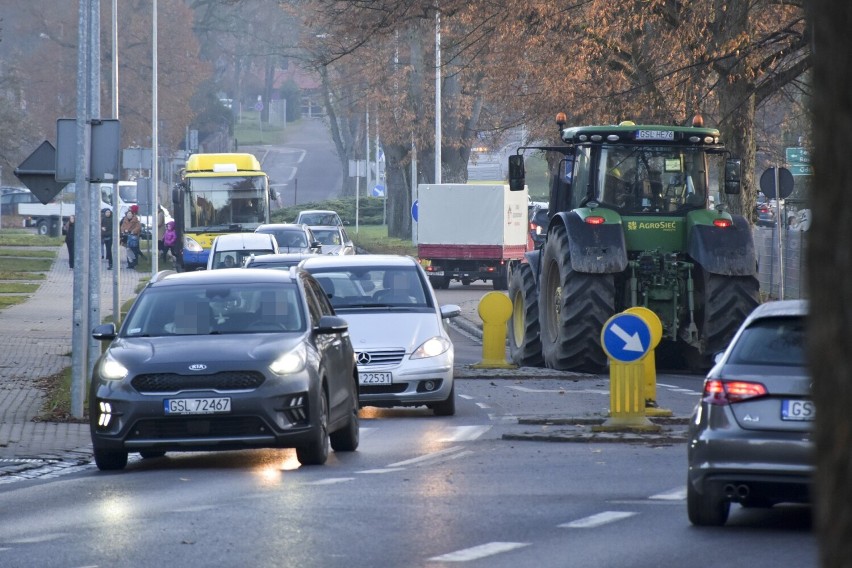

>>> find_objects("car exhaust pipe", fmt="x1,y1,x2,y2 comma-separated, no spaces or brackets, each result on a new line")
723,484,737,499
736,484,750,500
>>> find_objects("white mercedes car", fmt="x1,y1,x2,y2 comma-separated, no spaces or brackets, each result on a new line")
300,255,461,415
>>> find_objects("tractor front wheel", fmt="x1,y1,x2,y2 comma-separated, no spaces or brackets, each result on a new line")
507,262,544,367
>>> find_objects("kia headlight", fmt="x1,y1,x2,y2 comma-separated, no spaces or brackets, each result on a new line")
99,352,129,381
411,336,451,359
270,344,307,375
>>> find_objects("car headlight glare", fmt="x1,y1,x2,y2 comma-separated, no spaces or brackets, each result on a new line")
411,336,451,359
100,353,129,380
270,344,307,375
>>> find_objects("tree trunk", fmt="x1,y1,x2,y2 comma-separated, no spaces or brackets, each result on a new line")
717,83,756,218
385,142,412,239
806,3,852,567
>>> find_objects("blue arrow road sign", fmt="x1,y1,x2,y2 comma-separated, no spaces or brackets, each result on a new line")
411,199,419,222
601,313,651,362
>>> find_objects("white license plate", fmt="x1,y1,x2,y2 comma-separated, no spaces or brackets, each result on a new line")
430,271,444,276
359,372,392,385
164,397,231,415
781,399,814,421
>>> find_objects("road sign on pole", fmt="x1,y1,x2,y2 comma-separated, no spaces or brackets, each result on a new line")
600,313,651,363
14,141,68,204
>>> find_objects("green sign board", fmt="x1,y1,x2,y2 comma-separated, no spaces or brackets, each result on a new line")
785,147,810,164
788,164,813,176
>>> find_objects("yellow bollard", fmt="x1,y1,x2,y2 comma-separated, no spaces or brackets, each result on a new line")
471,292,517,369
625,307,672,417
594,312,661,432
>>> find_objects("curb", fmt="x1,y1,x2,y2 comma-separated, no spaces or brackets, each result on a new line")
503,415,690,444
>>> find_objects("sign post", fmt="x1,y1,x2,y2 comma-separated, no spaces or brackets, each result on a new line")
595,312,661,432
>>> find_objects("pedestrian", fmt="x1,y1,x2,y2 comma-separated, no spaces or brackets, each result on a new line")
156,205,166,260
161,219,178,264
101,208,114,270
120,206,143,269
63,215,75,269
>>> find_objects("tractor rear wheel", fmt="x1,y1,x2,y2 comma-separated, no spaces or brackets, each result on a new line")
694,271,760,369
508,262,544,367
539,224,614,372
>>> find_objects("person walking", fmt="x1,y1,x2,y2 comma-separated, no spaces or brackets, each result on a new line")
161,219,178,264
120,206,143,269
63,215,75,269
101,208,114,270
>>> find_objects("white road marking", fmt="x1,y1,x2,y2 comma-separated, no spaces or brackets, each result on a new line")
458,394,474,400
306,477,355,485
357,468,405,474
507,386,609,395
429,542,530,562
488,414,518,423
650,487,686,500
475,402,491,409
439,425,491,442
559,511,637,528
387,446,465,468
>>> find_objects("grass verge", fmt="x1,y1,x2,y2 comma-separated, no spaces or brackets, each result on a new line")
35,367,87,423
351,225,417,256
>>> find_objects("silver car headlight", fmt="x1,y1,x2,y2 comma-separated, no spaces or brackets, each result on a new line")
99,352,129,380
411,336,451,359
270,343,307,375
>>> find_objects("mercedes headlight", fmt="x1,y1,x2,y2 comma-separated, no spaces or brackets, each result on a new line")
411,336,451,359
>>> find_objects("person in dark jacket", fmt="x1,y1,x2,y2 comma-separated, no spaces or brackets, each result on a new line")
63,215,75,269
101,208,114,270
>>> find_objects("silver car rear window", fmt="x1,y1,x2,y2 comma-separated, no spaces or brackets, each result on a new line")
726,316,805,366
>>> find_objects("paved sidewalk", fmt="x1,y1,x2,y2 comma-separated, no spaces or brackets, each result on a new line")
0,243,143,477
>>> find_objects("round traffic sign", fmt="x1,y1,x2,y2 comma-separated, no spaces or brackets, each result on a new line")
625,307,662,348
411,199,419,222
600,313,652,362
759,167,794,199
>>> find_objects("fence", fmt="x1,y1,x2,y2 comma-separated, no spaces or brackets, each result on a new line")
754,225,808,300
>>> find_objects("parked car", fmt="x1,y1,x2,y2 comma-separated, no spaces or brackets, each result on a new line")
244,252,321,271
0,190,40,216
255,223,322,253
206,233,279,269
300,255,461,415
88,268,360,470
528,204,550,248
755,193,776,227
296,209,344,227
687,299,811,526
310,225,356,256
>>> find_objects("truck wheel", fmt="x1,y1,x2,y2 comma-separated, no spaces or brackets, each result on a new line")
37,221,48,236
508,262,544,367
694,270,760,370
539,224,614,372
492,265,509,291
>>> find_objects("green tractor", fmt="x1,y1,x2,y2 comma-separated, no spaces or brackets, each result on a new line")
507,114,759,372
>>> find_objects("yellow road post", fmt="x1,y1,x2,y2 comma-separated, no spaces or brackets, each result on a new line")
471,291,517,369
594,312,661,432
625,307,672,417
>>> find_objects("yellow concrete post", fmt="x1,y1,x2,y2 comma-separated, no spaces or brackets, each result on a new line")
471,291,517,369
625,307,672,417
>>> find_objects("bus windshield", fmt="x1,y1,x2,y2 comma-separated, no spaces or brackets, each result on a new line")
598,146,708,213
184,176,269,231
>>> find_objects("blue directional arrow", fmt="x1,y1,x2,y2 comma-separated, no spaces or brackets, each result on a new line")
602,313,651,362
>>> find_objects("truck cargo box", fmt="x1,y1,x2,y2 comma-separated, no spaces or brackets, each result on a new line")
416,183,528,260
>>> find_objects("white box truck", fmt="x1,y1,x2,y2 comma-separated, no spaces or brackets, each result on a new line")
416,183,530,290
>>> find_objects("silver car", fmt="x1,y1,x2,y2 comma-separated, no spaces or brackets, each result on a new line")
687,299,811,526
300,255,461,415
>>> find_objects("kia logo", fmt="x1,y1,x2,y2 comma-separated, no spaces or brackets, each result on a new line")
188,364,207,371
356,352,372,365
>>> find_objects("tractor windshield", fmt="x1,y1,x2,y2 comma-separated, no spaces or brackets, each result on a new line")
598,146,708,213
